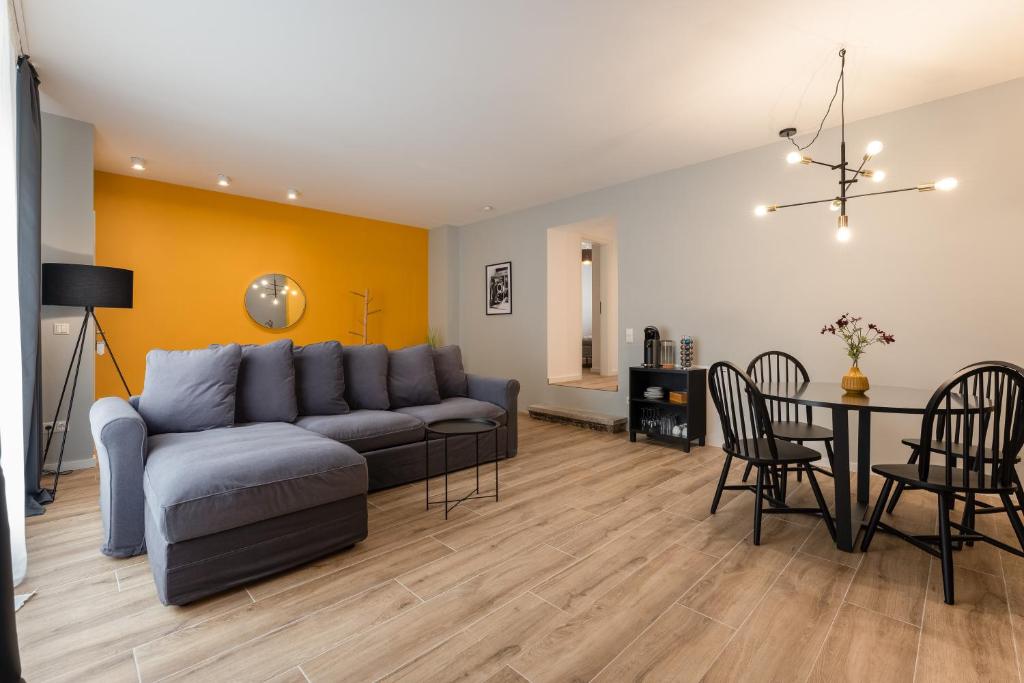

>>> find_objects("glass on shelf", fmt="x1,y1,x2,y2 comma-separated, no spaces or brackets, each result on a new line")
659,340,675,368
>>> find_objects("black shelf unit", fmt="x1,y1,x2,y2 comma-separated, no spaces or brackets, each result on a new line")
628,366,706,452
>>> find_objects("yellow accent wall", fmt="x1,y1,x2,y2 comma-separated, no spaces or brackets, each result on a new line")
94,172,428,398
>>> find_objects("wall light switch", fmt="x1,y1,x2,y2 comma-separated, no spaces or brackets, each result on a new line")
625,327,634,343
53,323,70,335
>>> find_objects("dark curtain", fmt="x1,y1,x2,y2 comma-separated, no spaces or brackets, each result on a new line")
0,465,23,683
17,56,47,516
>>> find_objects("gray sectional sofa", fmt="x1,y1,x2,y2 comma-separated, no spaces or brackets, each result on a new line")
89,341,519,605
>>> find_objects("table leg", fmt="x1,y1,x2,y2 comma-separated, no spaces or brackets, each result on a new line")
858,410,871,504
831,407,854,551
444,434,449,520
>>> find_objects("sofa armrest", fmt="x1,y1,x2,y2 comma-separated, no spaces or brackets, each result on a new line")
467,374,520,456
90,397,148,557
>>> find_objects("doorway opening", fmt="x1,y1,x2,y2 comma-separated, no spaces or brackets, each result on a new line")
546,219,618,392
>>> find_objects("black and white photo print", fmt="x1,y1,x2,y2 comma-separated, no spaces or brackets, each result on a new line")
485,261,511,315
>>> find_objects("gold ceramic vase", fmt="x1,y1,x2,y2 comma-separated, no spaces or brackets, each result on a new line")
841,363,869,395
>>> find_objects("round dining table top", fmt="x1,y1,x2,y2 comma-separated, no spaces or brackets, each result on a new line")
755,381,940,414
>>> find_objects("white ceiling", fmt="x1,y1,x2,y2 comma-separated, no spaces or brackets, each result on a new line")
22,0,1024,227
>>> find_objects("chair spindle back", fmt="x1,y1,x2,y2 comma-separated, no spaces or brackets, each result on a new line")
918,362,1024,489
746,351,813,425
709,361,780,461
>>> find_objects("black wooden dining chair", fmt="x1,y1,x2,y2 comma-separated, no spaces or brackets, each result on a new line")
884,362,1024,520
743,351,835,493
861,362,1024,605
707,361,836,544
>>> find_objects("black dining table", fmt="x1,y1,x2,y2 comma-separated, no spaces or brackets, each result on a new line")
755,381,943,552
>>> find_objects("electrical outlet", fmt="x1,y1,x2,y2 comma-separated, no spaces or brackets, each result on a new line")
53,322,71,335
54,421,66,433
43,421,53,433
625,327,634,343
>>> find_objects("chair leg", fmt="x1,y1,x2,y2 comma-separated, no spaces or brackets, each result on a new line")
780,464,789,502
796,440,803,482
999,492,1024,551
804,464,836,541
886,447,920,514
937,492,955,605
753,466,765,546
710,454,733,515
824,439,835,470
861,478,894,551
741,462,753,483
960,493,976,549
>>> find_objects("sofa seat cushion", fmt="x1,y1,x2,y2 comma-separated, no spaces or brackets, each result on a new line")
296,410,425,453
394,397,506,427
144,422,366,543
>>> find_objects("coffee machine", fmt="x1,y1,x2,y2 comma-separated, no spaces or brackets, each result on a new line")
643,326,660,367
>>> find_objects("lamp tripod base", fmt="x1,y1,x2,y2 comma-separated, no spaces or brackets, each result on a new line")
42,307,131,502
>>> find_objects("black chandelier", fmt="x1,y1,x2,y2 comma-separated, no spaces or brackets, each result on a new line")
754,48,957,242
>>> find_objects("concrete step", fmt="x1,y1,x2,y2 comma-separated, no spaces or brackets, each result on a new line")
527,403,627,433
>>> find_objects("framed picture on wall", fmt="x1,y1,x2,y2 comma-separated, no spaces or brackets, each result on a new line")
485,261,512,315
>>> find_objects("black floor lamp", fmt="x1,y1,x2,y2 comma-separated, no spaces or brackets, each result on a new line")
41,263,133,500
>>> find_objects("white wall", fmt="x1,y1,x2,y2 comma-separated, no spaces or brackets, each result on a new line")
40,112,95,470
452,77,1024,466
581,261,592,338
428,224,460,346
597,240,618,377
545,227,582,382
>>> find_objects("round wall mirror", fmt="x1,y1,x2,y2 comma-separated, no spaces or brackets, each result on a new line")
245,273,306,329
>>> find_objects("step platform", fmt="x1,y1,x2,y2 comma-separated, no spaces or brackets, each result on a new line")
527,404,627,433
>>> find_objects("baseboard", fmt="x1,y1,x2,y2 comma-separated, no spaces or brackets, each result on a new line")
548,374,584,383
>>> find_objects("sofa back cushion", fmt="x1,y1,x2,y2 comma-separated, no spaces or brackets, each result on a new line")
294,341,349,415
234,340,298,423
433,345,468,398
388,344,442,408
138,344,242,434
343,344,390,410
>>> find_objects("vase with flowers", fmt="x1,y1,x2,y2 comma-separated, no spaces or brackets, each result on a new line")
820,313,895,395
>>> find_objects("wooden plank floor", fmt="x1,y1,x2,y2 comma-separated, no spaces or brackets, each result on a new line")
16,416,1024,682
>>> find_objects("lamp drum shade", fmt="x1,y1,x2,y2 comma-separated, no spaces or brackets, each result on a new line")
42,263,134,309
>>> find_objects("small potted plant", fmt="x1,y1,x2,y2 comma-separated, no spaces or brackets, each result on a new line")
820,314,895,395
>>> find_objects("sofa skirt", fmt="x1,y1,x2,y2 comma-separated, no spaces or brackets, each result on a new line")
145,493,368,606
365,425,509,491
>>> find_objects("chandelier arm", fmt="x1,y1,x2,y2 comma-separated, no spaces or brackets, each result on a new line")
774,196,843,210
850,156,869,178
844,186,919,201
807,159,843,170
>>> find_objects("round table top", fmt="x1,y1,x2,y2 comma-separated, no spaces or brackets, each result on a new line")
755,381,941,414
426,417,500,435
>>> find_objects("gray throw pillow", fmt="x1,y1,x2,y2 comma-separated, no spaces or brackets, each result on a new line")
138,344,242,434
433,345,468,398
293,341,348,416
234,340,298,423
343,344,390,410
388,344,442,408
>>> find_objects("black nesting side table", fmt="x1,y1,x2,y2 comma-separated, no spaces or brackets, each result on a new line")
425,418,500,519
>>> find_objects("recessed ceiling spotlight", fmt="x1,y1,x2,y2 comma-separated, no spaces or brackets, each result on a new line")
287,189,300,201
482,205,494,212
217,174,231,187
130,156,146,171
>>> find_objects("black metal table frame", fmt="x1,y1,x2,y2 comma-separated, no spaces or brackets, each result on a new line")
425,420,500,519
